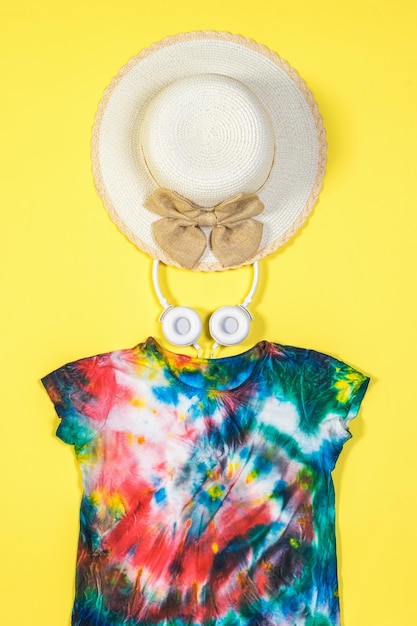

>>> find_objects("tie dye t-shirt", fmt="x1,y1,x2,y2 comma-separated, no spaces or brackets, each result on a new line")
42,337,369,626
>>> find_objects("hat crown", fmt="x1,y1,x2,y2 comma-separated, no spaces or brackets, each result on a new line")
139,74,275,208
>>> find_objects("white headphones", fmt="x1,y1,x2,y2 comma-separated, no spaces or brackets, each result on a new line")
152,260,259,354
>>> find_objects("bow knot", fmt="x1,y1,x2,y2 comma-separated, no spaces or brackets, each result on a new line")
145,188,264,269
195,211,218,228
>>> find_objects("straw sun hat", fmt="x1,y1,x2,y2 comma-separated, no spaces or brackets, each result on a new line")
92,31,327,271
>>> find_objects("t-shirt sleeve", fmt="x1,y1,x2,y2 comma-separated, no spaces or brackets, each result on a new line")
301,349,370,443
41,354,116,446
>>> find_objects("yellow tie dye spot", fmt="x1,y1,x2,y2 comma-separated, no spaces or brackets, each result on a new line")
207,484,225,501
107,492,125,518
131,397,145,407
246,469,258,483
88,491,100,506
227,461,239,479
334,371,364,403
206,468,221,480
88,489,125,520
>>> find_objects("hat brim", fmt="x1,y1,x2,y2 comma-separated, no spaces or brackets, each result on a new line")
92,31,327,271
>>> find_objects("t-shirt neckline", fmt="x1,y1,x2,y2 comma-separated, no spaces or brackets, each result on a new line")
143,336,270,395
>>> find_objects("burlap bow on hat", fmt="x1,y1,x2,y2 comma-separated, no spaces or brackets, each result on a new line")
145,189,264,269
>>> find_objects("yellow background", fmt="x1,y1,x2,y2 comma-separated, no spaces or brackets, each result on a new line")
1,1,416,624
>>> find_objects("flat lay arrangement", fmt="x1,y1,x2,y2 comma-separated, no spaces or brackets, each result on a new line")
42,31,369,626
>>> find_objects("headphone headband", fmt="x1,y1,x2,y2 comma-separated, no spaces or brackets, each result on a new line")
152,260,259,310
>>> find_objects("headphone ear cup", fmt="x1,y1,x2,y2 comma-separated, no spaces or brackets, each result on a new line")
209,305,252,346
160,306,203,347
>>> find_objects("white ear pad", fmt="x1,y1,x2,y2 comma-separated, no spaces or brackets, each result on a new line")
209,305,252,346
160,306,203,347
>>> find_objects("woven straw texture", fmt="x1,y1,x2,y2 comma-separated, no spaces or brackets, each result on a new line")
92,31,327,271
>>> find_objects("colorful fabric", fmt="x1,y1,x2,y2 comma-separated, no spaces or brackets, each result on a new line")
41,337,369,626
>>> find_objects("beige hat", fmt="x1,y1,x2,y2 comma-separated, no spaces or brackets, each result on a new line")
92,31,327,271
